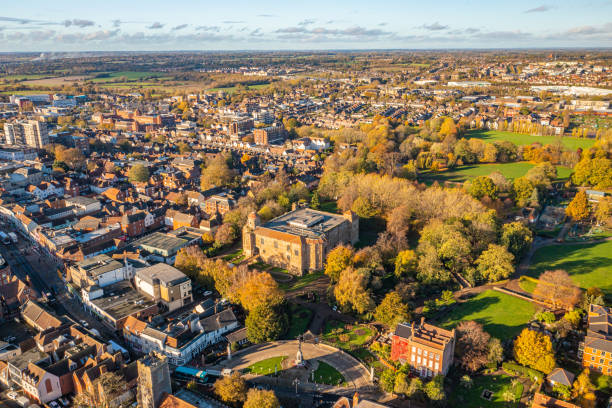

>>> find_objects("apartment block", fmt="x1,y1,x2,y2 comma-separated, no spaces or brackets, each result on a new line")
134,263,193,312
4,120,49,148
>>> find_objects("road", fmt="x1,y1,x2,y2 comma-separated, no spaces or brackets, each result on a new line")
0,223,123,342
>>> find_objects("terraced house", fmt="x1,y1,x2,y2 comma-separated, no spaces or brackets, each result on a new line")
581,304,612,376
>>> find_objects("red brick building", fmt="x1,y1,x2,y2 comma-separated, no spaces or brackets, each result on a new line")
390,318,455,377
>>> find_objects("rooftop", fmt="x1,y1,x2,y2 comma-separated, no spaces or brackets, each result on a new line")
136,263,189,287
260,208,347,240
90,280,156,321
75,254,123,277
134,232,188,254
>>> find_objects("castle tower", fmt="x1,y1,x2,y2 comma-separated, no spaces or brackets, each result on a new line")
242,212,260,258
137,352,171,408
343,211,359,245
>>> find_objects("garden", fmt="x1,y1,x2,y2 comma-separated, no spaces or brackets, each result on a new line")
449,373,524,408
436,290,535,340
322,320,375,351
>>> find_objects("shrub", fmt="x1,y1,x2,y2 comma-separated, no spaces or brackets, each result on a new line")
502,361,544,383
535,311,556,324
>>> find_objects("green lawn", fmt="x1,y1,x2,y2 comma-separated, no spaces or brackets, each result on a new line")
450,374,523,408
245,356,287,376
436,290,535,340
518,276,538,294
278,271,325,292
313,361,345,385
528,241,612,300
467,130,595,150
285,303,313,339
420,162,573,184
322,321,374,350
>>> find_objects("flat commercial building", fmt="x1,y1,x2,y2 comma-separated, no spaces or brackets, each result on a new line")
135,263,193,312
243,208,358,275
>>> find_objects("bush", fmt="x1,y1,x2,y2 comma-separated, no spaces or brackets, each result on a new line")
502,361,544,383
535,311,556,324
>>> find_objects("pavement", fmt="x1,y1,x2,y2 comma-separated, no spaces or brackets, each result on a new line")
214,340,372,391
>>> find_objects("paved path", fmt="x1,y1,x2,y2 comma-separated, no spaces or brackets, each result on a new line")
215,340,372,390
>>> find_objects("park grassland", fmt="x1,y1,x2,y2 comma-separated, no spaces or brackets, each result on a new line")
245,356,287,376
467,129,595,150
436,290,535,340
313,361,345,385
449,374,523,408
420,162,573,184
527,240,612,299
207,83,270,94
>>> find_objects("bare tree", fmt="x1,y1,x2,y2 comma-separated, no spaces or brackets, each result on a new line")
534,270,581,310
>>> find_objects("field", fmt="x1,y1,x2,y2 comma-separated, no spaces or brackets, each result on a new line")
467,130,595,150
89,71,167,82
527,241,612,299
420,162,573,184
207,83,270,94
449,374,523,408
313,361,345,385
245,356,287,376
436,290,535,340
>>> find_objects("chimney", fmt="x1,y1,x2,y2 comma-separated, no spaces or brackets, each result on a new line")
420,316,425,328
411,321,415,336
353,392,359,408
291,202,297,211
99,365,108,374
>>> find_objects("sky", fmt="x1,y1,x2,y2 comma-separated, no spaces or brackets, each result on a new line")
0,0,611,52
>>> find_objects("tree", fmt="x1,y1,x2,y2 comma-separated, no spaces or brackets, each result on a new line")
334,267,374,314
424,375,445,402
393,372,410,395
513,328,555,374
394,249,418,279
533,269,581,310
439,117,458,138
476,244,514,282
244,389,280,408
501,222,533,259
470,176,498,200
246,304,287,343
214,223,237,246
128,164,150,183
375,291,410,329
488,337,504,366
324,245,354,282
572,369,596,408
174,246,208,282
594,199,611,226
237,271,283,312
201,154,235,189
379,369,396,393
513,177,535,207
456,321,491,372
214,372,247,405
566,191,590,221
97,371,125,408
310,191,320,209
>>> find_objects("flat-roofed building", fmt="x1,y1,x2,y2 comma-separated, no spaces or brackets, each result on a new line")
135,263,192,312
69,254,133,289
132,232,189,264
391,317,456,378
82,280,158,330
243,207,358,276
